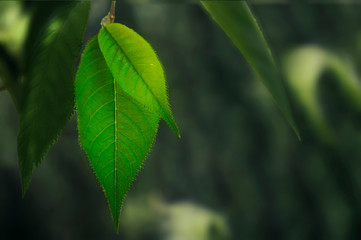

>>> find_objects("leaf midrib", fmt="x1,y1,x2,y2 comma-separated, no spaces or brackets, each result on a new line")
113,76,118,226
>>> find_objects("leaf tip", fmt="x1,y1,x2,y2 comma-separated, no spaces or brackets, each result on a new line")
172,123,181,139
113,219,120,234
20,175,30,198
296,131,302,142
289,121,301,142
288,124,301,142
165,116,180,138
176,129,181,139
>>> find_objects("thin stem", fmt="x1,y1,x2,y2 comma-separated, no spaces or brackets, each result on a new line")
101,0,116,26
110,0,116,23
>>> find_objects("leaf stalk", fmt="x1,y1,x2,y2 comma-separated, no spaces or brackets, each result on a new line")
101,0,116,26
110,0,116,23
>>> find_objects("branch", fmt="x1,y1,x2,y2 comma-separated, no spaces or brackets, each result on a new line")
101,0,116,26
110,0,116,23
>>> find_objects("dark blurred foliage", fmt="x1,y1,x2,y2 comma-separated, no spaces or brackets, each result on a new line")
1,1,361,239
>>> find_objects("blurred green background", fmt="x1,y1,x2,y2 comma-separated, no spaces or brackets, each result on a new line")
1,0,361,239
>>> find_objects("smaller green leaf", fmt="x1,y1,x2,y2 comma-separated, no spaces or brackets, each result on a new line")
76,36,160,230
98,23,180,137
201,1,300,140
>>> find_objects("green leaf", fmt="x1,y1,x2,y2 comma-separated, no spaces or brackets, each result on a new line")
201,1,300,140
18,1,90,194
98,23,180,137
75,36,160,230
23,1,69,69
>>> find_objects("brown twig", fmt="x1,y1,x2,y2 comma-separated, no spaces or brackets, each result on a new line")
101,0,116,26
110,0,116,23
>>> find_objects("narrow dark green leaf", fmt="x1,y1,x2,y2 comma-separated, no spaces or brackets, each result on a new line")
18,1,90,194
98,23,180,137
201,1,300,139
75,37,160,230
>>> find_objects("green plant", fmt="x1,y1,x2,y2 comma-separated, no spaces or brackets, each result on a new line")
0,0,299,231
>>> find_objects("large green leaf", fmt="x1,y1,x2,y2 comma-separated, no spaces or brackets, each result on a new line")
18,1,90,194
201,1,300,139
75,37,160,230
98,23,180,137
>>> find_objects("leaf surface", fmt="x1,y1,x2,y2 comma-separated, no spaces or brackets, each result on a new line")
18,1,90,194
98,23,180,137
75,37,160,230
23,1,68,69
201,1,300,139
